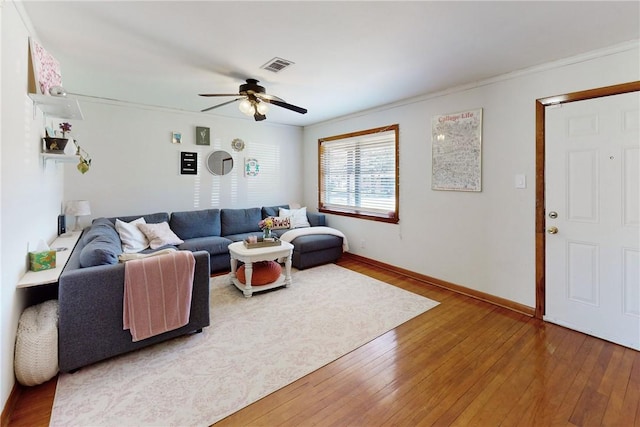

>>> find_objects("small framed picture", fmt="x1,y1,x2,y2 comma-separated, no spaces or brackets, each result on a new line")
196,127,210,145
245,158,259,176
180,152,197,175
172,131,182,144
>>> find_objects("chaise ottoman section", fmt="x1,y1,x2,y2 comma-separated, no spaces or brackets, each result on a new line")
289,234,343,269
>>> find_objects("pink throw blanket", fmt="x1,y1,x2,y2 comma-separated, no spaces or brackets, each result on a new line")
123,251,195,342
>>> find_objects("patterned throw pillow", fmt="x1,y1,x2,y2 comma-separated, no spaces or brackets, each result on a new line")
137,222,184,249
269,216,291,230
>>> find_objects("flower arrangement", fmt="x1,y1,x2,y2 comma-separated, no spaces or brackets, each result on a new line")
258,217,274,238
59,122,72,138
258,217,273,231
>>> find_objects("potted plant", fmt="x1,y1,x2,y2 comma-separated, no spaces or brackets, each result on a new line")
43,122,71,153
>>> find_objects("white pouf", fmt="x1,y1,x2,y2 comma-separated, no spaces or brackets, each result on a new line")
14,300,59,386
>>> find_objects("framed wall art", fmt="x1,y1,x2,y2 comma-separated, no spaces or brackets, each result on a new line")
172,131,182,144
28,37,62,95
196,127,210,145
245,158,259,176
180,152,197,175
431,108,483,192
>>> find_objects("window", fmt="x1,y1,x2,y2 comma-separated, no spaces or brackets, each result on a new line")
318,124,399,223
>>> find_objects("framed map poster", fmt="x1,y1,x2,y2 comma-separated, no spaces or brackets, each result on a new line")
431,108,482,191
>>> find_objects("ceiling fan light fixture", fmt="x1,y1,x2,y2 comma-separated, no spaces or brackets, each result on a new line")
238,98,253,115
200,78,307,120
256,101,269,115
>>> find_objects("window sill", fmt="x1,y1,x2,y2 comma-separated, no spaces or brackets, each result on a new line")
319,207,399,224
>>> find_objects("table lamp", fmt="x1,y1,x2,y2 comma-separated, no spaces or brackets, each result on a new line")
65,200,91,231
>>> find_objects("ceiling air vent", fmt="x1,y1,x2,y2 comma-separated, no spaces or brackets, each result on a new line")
261,57,294,73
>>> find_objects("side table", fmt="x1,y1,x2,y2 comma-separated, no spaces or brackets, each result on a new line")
228,240,294,297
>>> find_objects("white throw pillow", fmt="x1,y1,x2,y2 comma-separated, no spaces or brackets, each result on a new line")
115,217,149,253
137,222,184,249
279,207,310,228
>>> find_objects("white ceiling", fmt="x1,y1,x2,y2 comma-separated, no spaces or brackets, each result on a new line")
20,1,640,127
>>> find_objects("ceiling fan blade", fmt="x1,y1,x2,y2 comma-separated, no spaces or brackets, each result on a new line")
266,99,308,114
254,92,285,103
198,93,241,97
201,97,243,112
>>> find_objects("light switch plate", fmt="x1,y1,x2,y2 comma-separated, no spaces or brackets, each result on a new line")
515,174,526,189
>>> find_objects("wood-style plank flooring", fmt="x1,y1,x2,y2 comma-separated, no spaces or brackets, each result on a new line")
7,256,640,426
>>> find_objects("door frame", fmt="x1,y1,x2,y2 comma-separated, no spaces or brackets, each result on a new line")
534,81,640,319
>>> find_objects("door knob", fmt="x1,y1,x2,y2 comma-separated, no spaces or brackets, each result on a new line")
547,226,558,234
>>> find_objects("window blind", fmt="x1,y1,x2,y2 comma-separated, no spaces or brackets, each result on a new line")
319,125,398,222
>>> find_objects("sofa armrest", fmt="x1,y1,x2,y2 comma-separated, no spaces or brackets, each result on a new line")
58,251,210,372
307,212,326,227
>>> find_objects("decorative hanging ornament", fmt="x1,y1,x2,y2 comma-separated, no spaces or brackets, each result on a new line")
231,138,245,152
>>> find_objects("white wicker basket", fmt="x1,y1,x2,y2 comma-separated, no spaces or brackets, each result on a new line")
14,299,59,386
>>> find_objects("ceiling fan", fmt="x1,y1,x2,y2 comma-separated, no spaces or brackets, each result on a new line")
199,79,307,121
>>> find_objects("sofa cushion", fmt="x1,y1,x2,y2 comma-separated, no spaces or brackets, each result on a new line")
221,208,261,236
170,209,221,239
137,222,184,249
306,212,326,227
223,232,261,243
108,212,169,225
237,261,281,285
178,236,231,256
115,217,149,253
262,204,289,218
79,236,122,267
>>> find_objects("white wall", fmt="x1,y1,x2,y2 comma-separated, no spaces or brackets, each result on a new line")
63,99,303,221
1,1,64,409
302,43,639,308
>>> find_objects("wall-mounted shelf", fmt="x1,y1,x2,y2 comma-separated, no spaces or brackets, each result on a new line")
41,153,79,167
28,93,84,120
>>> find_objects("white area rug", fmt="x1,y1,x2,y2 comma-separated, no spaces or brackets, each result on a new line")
50,264,439,426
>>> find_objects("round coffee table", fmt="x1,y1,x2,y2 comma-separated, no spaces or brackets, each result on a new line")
228,240,294,297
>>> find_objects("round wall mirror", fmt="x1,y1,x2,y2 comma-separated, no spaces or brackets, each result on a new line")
206,150,234,175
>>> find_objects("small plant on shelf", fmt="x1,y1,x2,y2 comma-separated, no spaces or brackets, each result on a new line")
43,122,72,153
59,122,72,138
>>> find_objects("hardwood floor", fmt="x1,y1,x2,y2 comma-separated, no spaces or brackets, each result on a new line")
7,257,640,426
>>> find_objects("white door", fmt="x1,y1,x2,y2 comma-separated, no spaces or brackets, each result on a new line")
545,91,640,350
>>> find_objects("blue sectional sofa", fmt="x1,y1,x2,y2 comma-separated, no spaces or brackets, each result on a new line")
172,204,344,271
57,205,344,371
